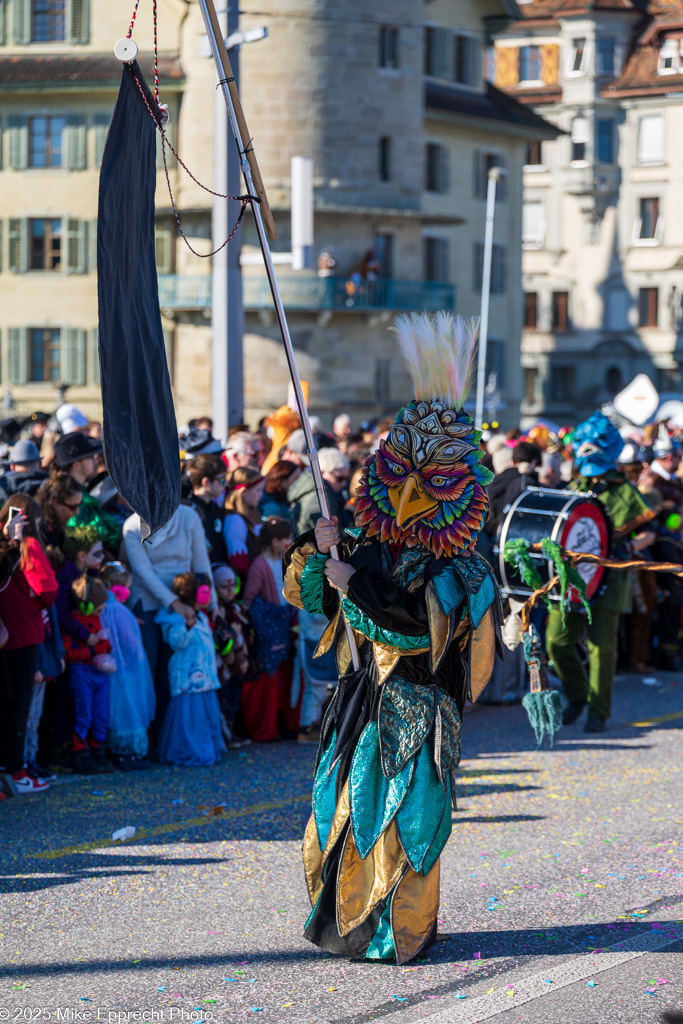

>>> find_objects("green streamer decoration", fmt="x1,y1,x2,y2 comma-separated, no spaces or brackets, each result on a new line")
539,538,592,626
503,538,546,595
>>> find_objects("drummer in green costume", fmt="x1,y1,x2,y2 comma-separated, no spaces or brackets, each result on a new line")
546,411,655,733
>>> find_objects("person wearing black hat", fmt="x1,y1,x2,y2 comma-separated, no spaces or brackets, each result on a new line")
27,412,50,453
53,432,102,488
51,433,121,554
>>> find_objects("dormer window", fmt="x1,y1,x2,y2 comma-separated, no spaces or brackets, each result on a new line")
519,44,541,83
570,38,587,73
658,37,680,75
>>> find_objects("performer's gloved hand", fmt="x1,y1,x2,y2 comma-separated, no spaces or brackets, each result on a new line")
315,516,340,554
324,559,356,595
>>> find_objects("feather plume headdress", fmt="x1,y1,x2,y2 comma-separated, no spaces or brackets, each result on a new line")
392,312,479,410
354,313,493,559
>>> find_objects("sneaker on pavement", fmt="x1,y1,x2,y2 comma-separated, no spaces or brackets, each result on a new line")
11,768,49,793
26,760,57,783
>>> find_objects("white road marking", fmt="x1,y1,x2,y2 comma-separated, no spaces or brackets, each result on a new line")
387,922,683,1024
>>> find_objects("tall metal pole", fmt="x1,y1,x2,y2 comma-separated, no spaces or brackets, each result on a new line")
475,167,502,432
197,0,360,669
211,7,244,440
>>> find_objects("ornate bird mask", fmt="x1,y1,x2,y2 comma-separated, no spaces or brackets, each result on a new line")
355,313,494,559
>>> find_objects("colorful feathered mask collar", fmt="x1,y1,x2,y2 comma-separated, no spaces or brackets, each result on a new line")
355,313,493,559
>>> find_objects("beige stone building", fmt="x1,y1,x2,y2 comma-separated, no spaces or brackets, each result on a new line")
493,0,683,426
1,0,554,431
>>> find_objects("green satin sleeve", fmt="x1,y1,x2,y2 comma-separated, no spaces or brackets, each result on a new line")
299,551,328,614
341,595,430,651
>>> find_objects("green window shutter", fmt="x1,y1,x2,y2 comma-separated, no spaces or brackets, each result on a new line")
8,327,27,384
9,218,27,273
9,115,28,170
0,0,7,46
155,220,173,274
88,217,98,274
67,0,89,44
11,0,30,43
94,112,110,167
91,326,100,386
65,115,87,170
66,218,86,274
64,327,87,385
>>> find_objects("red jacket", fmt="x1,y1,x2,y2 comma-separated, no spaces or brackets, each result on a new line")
0,538,57,651
63,612,112,665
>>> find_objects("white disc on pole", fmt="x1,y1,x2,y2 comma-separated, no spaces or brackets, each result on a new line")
114,38,138,64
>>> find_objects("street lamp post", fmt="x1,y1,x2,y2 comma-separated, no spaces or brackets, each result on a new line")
475,166,506,432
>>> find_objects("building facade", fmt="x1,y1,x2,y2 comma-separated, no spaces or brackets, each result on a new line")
493,0,683,426
1,0,552,430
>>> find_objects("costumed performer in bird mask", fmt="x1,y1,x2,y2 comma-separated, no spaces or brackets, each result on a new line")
283,312,503,964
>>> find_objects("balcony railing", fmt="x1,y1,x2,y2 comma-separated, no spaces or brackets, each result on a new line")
158,275,455,313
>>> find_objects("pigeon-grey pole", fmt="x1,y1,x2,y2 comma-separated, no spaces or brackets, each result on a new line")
197,0,361,670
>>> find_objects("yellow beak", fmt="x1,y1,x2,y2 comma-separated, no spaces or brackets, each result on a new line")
389,473,439,529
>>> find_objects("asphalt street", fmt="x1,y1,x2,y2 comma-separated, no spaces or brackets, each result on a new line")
2,670,682,1024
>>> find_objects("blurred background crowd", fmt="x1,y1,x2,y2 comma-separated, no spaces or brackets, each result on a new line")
1,398,681,796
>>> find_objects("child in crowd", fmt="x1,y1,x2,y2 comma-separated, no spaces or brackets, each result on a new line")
241,517,295,742
155,573,225,766
56,524,105,649
212,562,250,749
99,561,156,769
63,576,116,774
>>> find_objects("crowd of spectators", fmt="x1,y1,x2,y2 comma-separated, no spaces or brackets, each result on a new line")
2,399,681,798
0,404,385,796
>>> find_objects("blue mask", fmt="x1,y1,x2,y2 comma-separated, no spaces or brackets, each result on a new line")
573,411,623,478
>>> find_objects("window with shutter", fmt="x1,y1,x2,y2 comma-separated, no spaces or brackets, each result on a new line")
474,242,505,294
0,0,6,44
89,217,98,274
424,27,448,77
66,219,86,274
423,236,448,281
68,0,88,43
65,115,87,170
64,327,86,385
91,326,100,386
11,0,30,43
474,150,505,201
522,202,545,249
29,327,60,381
9,218,27,273
637,115,665,165
8,327,27,384
94,112,110,166
155,220,173,274
9,115,28,170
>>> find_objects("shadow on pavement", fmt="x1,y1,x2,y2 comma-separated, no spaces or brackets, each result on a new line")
3,915,678,983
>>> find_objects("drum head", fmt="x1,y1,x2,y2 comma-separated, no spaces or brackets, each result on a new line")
554,498,610,601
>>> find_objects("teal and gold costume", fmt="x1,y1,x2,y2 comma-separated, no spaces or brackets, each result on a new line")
284,313,502,964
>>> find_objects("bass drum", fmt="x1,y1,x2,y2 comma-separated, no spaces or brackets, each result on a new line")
496,486,611,606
